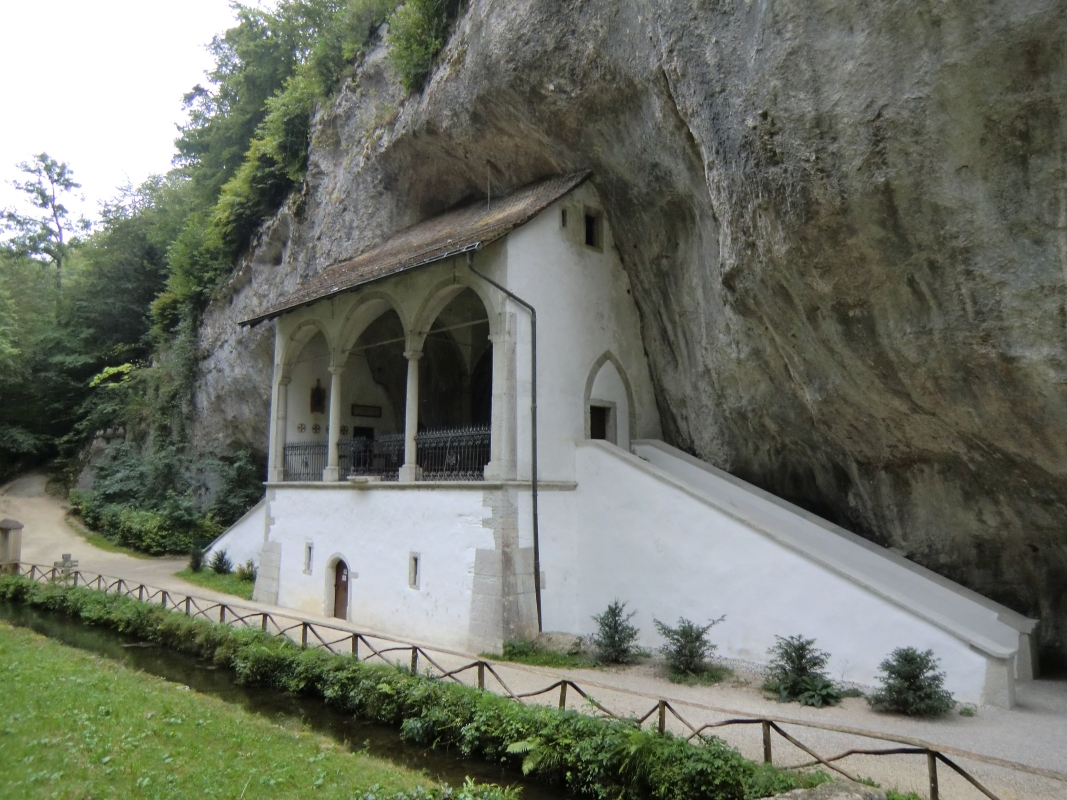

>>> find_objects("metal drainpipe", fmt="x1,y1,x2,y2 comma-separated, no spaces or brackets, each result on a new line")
466,250,542,633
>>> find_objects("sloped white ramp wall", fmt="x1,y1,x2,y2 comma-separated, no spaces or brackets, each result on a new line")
202,499,267,569
540,440,1034,707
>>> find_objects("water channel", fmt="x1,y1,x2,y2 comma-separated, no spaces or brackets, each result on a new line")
0,602,569,799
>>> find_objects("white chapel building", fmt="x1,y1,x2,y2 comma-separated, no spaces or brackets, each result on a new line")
216,173,1036,707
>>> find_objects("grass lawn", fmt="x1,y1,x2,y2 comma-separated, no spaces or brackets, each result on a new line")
65,514,152,560
486,639,599,670
0,622,434,799
175,568,255,600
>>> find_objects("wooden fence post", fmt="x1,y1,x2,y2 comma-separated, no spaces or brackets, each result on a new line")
301,622,308,648
762,721,772,763
928,752,939,800
184,596,191,615
559,682,568,710
72,571,78,588
220,605,226,623
410,647,418,675
262,613,268,631
657,701,666,734
477,662,485,690
351,635,358,657
138,584,144,602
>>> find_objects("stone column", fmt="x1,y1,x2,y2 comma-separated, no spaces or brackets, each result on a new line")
322,364,345,482
267,375,290,483
399,348,422,482
484,311,517,480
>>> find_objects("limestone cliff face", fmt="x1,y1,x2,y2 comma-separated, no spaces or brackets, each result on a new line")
194,0,1067,662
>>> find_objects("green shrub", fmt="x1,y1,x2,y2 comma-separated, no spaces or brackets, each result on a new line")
387,0,462,91
654,615,725,676
0,574,825,800
209,549,234,574
235,558,258,582
592,599,640,664
868,648,954,717
764,635,840,707
188,547,205,572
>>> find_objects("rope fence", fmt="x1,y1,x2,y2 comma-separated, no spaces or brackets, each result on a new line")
8,562,1066,800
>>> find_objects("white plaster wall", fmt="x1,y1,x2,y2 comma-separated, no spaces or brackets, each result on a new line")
340,351,398,436
504,182,662,482
633,440,1026,658
538,442,995,704
203,500,266,568
286,331,331,442
269,486,495,650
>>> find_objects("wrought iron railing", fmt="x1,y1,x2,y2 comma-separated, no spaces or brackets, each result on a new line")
416,424,491,481
340,433,404,481
283,440,327,481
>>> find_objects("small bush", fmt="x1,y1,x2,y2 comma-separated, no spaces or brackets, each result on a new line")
387,0,462,91
868,647,954,717
654,615,725,676
591,599,640,664
765,635,840,706
209,549,234,575
188,548,204,572
235,559,258,582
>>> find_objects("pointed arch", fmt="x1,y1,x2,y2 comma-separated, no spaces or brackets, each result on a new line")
280,318,333,370
583,350,637,445
336,289,409,356
411,275,501,349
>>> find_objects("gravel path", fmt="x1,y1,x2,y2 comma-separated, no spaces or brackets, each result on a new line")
3,472,1065,800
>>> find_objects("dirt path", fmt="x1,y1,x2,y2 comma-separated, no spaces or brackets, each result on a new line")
3,472,1065,799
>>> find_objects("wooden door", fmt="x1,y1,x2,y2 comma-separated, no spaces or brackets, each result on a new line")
333,560,349,619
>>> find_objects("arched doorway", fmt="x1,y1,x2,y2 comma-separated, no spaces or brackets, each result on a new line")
332,559,349,620
417,288,492,479
584,354,634,450
284,330,331,480
339,310,407,480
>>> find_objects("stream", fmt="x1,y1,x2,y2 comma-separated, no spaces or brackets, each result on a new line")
0,601,568,799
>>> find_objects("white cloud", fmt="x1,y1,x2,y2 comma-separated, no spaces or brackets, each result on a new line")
0,1,274,221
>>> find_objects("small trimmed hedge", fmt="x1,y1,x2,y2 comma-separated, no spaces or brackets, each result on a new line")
0,576,825,800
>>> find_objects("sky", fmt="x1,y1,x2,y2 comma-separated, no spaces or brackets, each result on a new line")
0,1,270,222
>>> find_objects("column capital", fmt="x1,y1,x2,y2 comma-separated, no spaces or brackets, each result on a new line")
328,364,346,376
403,349,423,361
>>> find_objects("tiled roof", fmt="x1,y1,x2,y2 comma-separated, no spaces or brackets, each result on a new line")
241,172,590,326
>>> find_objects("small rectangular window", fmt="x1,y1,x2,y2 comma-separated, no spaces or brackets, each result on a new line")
560,207,568,228
584,212,601,248
409,553,421,589
304,542,314,575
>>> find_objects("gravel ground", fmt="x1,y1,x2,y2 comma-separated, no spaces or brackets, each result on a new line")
4,472,1065,800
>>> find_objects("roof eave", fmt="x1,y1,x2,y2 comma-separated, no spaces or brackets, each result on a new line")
239,240,486,328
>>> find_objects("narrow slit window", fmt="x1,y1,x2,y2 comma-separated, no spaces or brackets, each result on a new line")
409,553,421,589
304,542,314,574
584,212,601,248
561,207,568,228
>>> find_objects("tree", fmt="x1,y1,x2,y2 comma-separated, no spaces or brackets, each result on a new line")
1,153,89,311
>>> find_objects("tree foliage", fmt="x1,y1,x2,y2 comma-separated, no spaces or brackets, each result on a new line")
1,153,90,302
0,0,465,536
